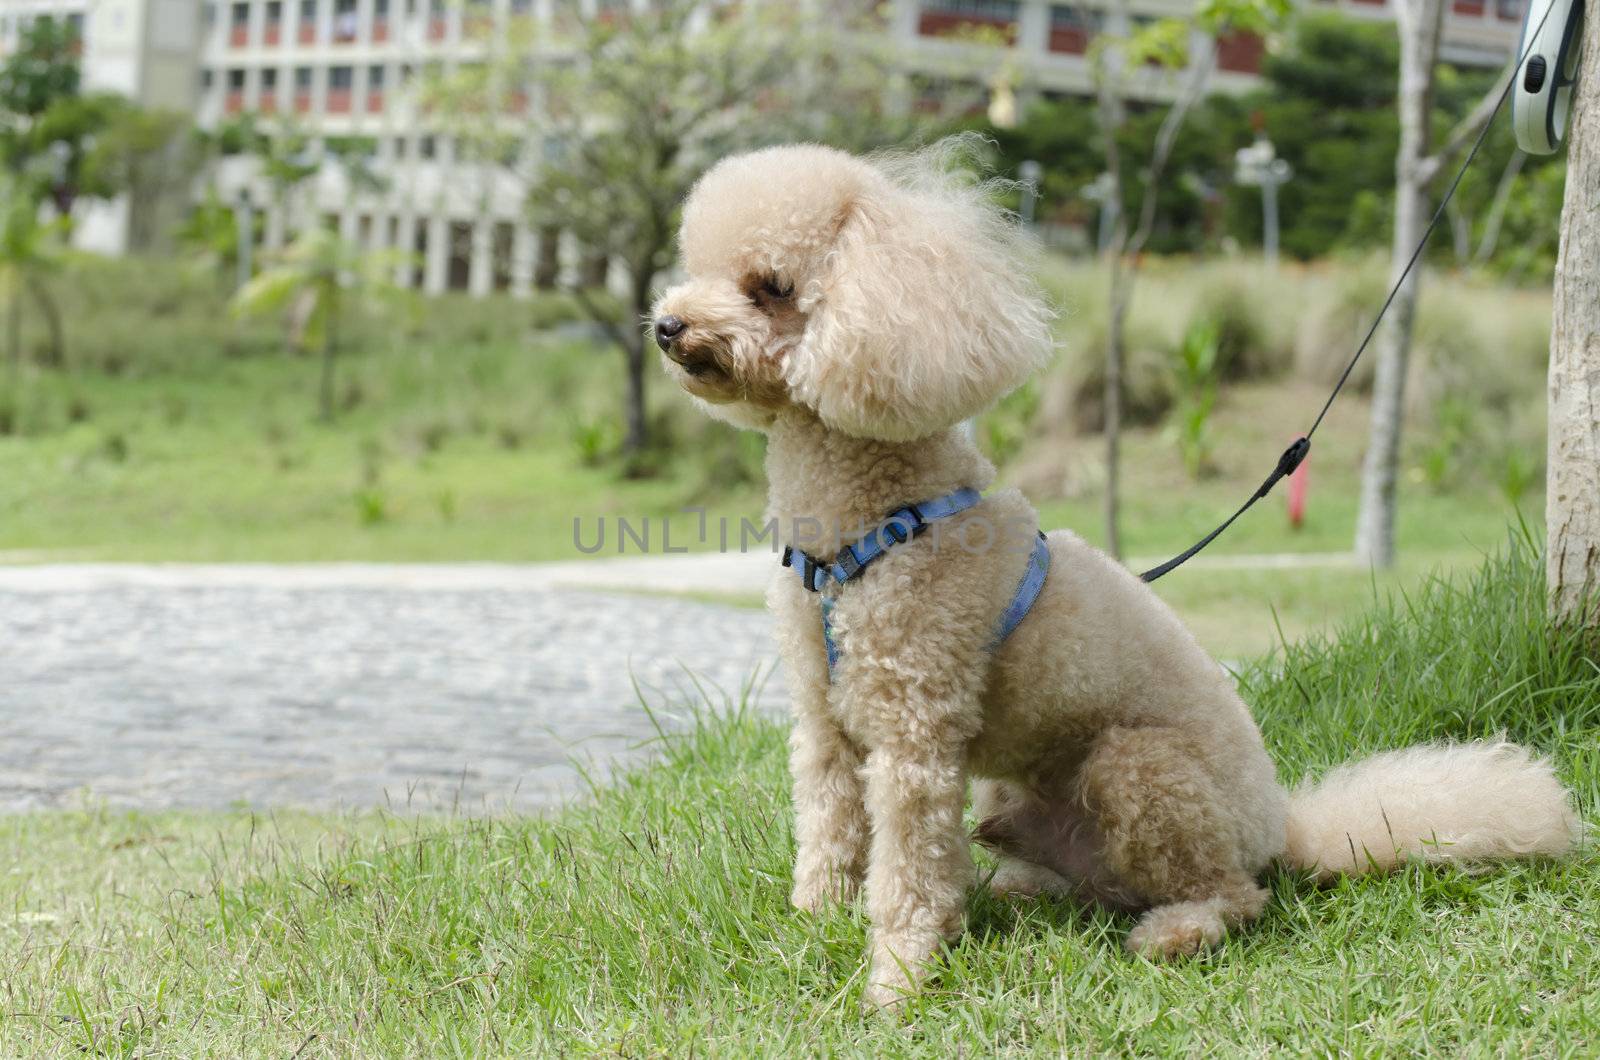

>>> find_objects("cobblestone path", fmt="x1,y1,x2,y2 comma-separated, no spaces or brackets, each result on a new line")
0,576,783,813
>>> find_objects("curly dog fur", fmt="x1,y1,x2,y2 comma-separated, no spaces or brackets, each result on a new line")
653,139,1582,1010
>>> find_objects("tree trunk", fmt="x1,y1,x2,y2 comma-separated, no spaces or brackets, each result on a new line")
1355,0,1445,567
1096,36,1129,562
8,283,22,372
1473,149,1525,266
1104,259,1126,561
29,276,64,369
320,291,339,422
621,263,655,458
1546,8,1600,624
623,336,647,459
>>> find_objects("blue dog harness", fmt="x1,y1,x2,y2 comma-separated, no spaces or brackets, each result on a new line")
781,487,1051,672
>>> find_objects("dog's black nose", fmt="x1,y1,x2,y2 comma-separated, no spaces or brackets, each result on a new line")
655,316,686,350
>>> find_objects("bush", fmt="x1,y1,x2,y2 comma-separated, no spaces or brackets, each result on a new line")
1164,319,1222,478
1193,269,1292,380
1293,256,1388,389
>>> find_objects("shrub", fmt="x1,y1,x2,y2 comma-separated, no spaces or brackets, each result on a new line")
1164,319,1222,479
1293,256,1388,389
1192,268,1293,380
353,487,388,526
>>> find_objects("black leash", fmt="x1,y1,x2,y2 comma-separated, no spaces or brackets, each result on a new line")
1140,17,1550,584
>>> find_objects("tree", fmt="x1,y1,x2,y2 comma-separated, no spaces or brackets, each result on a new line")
478,1,909,463
1087,0,1286,557
1353,0,1511,567
0,17,79,119
1546,8,1600,624
218,115,318,251
22,91,127,215
79,103,202,252
0,176,66,371
231,228,406,421
175,187,256,285
0,15,116,216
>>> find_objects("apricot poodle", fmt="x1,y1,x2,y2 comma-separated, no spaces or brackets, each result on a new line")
652,139,1581,1011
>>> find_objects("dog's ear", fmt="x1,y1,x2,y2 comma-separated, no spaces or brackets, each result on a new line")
784,159,1055,441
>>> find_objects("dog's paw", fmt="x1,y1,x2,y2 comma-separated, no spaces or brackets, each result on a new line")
1125,901,1225,959
987,858,1071,900
862,929,945,1014
863,975,911,1014
790,872,858,913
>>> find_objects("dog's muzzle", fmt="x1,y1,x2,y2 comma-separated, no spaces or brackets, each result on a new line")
655,315,687,352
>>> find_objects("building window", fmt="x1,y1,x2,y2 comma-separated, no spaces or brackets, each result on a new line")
328,65,353,112
264,0,283,42
230,1,251,46
918,0,1020,42
1496,0,1524,17
261,67,278,89
226,68,246,114
367,65,386,112
298,0,318,43
334,0,357,40
419,135,436,159
295,66,313,88
1216,30,1264,73
394,137,407,159
1047,5,1099,53
922,0,1019,19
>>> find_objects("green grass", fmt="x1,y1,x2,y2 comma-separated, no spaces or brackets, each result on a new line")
0,255,763,563
5,540,1597,1055
0,255,1552,658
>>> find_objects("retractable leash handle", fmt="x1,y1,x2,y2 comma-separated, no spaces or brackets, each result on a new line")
1514,0,1586,154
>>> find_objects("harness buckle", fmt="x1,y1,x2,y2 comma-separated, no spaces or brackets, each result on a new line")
834,546,861,580
783,546,827,592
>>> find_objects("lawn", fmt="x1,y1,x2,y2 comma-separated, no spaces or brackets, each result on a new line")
0,256,1550,656
4,542,1596,1055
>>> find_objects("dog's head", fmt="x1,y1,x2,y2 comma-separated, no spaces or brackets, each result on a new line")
652,140,1054,440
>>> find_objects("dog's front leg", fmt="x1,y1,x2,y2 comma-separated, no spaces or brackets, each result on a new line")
789,708,868,910
771,580,870,911
860,733,972,1011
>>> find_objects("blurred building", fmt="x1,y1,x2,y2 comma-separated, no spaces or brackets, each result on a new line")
893,0,1524,105
1,0,1524,294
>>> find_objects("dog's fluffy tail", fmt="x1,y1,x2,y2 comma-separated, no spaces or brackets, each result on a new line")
1283,740,1583,881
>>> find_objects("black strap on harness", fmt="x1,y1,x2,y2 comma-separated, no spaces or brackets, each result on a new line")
1138,27,1541,584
